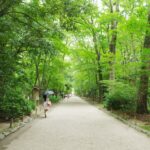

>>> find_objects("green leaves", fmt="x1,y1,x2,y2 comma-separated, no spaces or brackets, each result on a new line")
104,81,136,113
0,0,150,117
0,89,36,119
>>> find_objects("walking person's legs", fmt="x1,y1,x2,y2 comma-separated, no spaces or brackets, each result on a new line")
44,110,47,118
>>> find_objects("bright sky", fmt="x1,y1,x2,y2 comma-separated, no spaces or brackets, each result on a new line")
94,0,102,9
23,0,30,3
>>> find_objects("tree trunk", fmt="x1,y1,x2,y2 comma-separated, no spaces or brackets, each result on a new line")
109,24,117,80
92,30,103,101
109,0,119,80
10,118,14,128
136,10,150,114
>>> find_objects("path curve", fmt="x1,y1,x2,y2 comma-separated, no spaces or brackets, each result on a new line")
1,96,150,150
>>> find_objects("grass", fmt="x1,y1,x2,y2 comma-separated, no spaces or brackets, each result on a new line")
140,125,150,131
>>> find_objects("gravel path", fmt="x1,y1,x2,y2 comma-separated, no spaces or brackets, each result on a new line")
1,96,150,150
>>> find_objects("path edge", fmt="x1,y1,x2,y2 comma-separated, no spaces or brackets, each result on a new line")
83,97,150,138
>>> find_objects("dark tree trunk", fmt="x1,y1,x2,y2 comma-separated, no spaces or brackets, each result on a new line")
136,10,150,114
109,0,119,80
10,118,14,128
136,72,149,114
109,21,117,80
92,30,104,101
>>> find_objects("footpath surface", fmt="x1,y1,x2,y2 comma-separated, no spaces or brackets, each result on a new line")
0,96,150,150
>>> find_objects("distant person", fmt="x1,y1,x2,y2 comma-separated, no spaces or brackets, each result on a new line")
64,94,69,99
43,94,51,118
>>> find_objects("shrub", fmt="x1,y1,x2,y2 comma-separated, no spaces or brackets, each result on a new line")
49,95,61,103
28,100,36,110
0,93,36,120
22,100,36,115
0,100,22,119
103,81,136,113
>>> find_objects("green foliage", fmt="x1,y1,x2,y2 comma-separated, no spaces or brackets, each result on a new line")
0,92,36,120
0,0,150,118
0,0,72,106
141,125,150,131
22,100,36,115
103,81,136,113
49,95,61,103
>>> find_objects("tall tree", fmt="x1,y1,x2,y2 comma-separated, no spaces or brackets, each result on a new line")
136,10,150,114
108,0,119,80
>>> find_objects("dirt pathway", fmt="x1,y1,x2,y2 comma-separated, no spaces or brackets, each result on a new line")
0,96,150,150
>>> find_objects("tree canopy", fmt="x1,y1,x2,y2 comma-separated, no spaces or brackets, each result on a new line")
0,0,150,122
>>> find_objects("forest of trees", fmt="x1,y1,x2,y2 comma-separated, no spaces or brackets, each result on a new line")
70,0,150,114
0,0,150,124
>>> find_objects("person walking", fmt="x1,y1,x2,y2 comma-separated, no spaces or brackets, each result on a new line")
43,94,51,118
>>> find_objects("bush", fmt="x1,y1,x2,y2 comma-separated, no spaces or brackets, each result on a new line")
0,93,36,120
0,100,22,119
104,81,136,113
49,95,61,103
22,100,36,115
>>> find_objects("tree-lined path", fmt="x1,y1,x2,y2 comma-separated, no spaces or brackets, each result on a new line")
1,96,150,150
